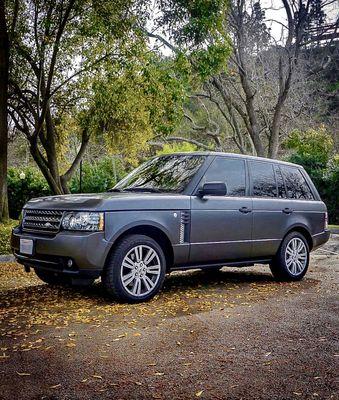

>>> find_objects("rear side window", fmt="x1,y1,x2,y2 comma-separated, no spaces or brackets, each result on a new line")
249,161,277,197
280,166,314,200
203,157,246,196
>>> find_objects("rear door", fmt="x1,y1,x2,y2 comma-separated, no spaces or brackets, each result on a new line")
190,156,253,264
249,161,289,257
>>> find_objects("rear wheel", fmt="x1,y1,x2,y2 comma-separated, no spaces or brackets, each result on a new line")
270,232,310,281
102,234,166,302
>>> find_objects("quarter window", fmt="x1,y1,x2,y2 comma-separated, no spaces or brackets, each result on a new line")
280,166,314,200
203,157,246,196
249,162,277,198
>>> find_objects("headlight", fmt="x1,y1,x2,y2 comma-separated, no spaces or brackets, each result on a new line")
61,212,104,231
19,210,25,226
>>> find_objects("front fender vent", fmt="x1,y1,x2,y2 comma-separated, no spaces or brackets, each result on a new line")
179,211,190,244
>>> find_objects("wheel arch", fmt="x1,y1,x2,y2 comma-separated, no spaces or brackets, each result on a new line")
283,225,313,250
104,224,174,272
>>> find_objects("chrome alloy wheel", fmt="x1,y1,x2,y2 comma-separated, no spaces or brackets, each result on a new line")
120,245,161,297
285,237,308,276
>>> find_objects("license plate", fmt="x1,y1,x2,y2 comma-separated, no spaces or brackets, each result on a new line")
20,238,34,255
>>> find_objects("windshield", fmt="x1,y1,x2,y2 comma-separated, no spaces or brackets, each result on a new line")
113,155,206,193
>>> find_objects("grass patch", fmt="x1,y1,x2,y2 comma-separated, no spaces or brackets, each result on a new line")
0,220,18,255
329,224,339,230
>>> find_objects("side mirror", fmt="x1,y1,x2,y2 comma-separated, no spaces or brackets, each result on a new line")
198,182,227,197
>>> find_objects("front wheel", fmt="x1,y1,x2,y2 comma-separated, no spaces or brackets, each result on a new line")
270,232,310,281
102,234,166,302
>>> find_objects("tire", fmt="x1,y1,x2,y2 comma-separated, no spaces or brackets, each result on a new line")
102,234,167,302
270,231,310,281
35,269,72,286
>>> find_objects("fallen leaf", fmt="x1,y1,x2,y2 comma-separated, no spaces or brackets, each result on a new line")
50,384,61,389
92,375,103,380
16,372,31,376
196,390,204,397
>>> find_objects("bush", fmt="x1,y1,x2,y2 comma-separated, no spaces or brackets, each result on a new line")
7,157,127,220
7,167,51,220
285,128,339,224
0,220,18,255
69,157,126,193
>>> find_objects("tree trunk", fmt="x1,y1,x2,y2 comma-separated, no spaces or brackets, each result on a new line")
0,0,9,221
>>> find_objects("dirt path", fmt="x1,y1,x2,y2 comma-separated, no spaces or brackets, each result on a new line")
0,236,338,400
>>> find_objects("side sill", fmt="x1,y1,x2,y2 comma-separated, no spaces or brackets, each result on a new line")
171,258,272,271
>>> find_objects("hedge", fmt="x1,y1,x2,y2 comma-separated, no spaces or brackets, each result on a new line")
0,220,18,255
7,157,126,220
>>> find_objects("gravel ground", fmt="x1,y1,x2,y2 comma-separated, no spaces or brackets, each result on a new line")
0,236,338,400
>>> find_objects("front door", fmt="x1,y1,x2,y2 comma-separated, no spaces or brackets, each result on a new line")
190,157,253,264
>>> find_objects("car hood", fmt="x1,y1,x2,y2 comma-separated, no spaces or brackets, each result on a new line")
24,192,190,211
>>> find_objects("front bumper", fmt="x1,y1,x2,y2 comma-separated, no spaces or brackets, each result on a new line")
11,227,110,278
312,229,331,251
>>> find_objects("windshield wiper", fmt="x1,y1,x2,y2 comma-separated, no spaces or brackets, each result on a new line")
107,188,124,192
123,187,161,193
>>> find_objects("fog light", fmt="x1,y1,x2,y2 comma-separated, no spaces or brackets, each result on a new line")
67,259,73,268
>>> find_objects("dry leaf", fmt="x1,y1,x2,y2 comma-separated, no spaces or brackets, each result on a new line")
50,384,61,389
196,390,204,397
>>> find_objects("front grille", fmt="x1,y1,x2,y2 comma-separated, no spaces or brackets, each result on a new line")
22,209,64,233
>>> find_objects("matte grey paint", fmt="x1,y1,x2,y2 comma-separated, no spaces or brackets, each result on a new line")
11,152,330,278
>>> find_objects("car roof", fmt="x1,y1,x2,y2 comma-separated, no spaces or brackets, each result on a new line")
159,151,303,168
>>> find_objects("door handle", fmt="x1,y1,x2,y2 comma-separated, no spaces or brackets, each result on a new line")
239,206,252,214
282,207,293,214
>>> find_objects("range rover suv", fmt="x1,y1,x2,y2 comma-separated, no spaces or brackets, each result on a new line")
11,152,330,302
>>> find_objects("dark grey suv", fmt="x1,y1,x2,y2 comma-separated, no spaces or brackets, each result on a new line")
11,152,330,302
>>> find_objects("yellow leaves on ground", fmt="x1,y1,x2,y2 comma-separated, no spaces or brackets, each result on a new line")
0,262,311,366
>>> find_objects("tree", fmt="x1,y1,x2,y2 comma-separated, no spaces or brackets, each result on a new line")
7,0,140,194
7,0,230,194
0,0,10,221
176,0,338,158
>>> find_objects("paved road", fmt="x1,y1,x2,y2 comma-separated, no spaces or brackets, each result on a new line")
0,236,338,399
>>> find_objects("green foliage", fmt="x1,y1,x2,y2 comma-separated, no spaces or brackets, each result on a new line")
0,220,18,255
157,0,228,47
285,128,339,223
83,52,188,163
7,158,128,219
7,168,52,220
285,127,334,167
69,157,127,193
191,40,232,80
156,142,197,155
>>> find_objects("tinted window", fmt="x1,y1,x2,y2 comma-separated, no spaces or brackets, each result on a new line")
203,157,246,196
249,161,277,197
114,155,205,193
274,166,287,198
280,166,314,200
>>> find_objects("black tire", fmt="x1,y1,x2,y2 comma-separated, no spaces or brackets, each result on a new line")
102,234,167,303
34,269,72,286
270,231,310,281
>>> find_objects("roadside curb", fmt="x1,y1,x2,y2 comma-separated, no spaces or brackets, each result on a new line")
330,229,339,235
0,254,15,263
